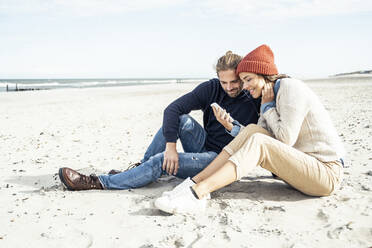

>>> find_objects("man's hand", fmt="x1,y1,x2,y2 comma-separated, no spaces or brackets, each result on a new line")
261,83,275,104
163,142,179,175
212,105,233,131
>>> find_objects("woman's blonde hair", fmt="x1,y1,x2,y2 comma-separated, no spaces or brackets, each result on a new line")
215,51,242,75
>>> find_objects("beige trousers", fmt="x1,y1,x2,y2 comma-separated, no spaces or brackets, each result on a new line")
223,124,343,196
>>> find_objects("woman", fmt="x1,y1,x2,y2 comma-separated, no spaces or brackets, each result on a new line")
154,44,345,214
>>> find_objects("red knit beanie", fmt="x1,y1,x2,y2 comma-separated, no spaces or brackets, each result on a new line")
236,44,278,76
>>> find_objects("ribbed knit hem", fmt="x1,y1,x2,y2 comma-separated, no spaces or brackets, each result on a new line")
236,61,278,76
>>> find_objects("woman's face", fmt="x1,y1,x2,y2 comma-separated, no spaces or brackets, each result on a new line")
239,72,266,98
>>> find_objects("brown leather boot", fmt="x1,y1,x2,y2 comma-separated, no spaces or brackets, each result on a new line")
59,167,103,190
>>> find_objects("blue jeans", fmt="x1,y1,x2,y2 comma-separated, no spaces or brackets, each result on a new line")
98,115,218,189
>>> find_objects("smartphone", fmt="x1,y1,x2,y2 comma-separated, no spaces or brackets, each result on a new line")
210,102,223,112
210,102,234,122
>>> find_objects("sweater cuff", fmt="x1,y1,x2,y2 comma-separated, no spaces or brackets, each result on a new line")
163,130,178,143
225,120,242,137
260,101,276,114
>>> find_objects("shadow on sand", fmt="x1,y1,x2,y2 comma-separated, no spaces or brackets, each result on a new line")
212,176,312,202
4,172,178,197
5,173,312,205
5,173,61,193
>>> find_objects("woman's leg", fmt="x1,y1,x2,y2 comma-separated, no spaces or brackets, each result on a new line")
192,124,272,183
155,131,342,214
193,132,342,198
193,160,237,198
226,133,342,196
223,124,273,155
192,150,230,183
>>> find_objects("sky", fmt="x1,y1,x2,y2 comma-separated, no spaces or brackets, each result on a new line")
1,0,371,79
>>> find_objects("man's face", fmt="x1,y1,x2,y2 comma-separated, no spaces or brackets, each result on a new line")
218,69,243,98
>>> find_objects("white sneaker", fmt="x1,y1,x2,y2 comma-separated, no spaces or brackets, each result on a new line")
162,178,211,199
162,177,195,197
154,187,207,215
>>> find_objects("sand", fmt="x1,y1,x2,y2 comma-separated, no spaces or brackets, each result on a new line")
0,80,371,247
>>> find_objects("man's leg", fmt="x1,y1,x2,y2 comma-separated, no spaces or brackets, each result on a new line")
177,114,207,153
99,152,166,189
142,114,206,163
174,114,221,178
174,151,218,179
99,114,211,189
107,126,168,175
99,150,218,189
141,128,166,163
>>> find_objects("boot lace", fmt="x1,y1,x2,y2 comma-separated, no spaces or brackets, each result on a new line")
125,162,141,171
81,174,100,188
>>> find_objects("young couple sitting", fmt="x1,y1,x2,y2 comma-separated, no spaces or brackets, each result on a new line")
59,45,344,215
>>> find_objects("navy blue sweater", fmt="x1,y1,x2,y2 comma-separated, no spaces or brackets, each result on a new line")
162,79,260,153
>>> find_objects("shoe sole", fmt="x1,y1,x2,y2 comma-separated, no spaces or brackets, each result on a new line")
162,191,211,200
58,168,74,191
154,198,206,215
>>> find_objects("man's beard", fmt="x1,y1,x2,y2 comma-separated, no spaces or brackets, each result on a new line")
227,88,242,98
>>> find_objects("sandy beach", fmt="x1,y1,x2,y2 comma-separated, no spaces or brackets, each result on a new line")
0,79,371,247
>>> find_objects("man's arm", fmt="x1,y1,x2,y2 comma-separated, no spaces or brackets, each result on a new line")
162,80,215,175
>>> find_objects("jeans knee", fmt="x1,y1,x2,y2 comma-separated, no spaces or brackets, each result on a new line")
179,114,194,132
149,152,164,163
146,152,163,168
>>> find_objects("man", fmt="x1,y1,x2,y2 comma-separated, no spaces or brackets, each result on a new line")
58,51,260,190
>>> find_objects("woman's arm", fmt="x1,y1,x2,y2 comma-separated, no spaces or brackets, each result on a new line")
261,79,310,146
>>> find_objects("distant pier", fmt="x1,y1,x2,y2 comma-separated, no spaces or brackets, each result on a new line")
6,84,43,92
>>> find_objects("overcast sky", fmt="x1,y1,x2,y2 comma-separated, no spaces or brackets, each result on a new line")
1,0,371,79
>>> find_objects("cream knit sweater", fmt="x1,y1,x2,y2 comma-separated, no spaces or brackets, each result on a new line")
258,78,345,162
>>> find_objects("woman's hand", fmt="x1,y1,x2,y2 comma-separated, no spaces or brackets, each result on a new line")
261,83,275,104
212,105,233,131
